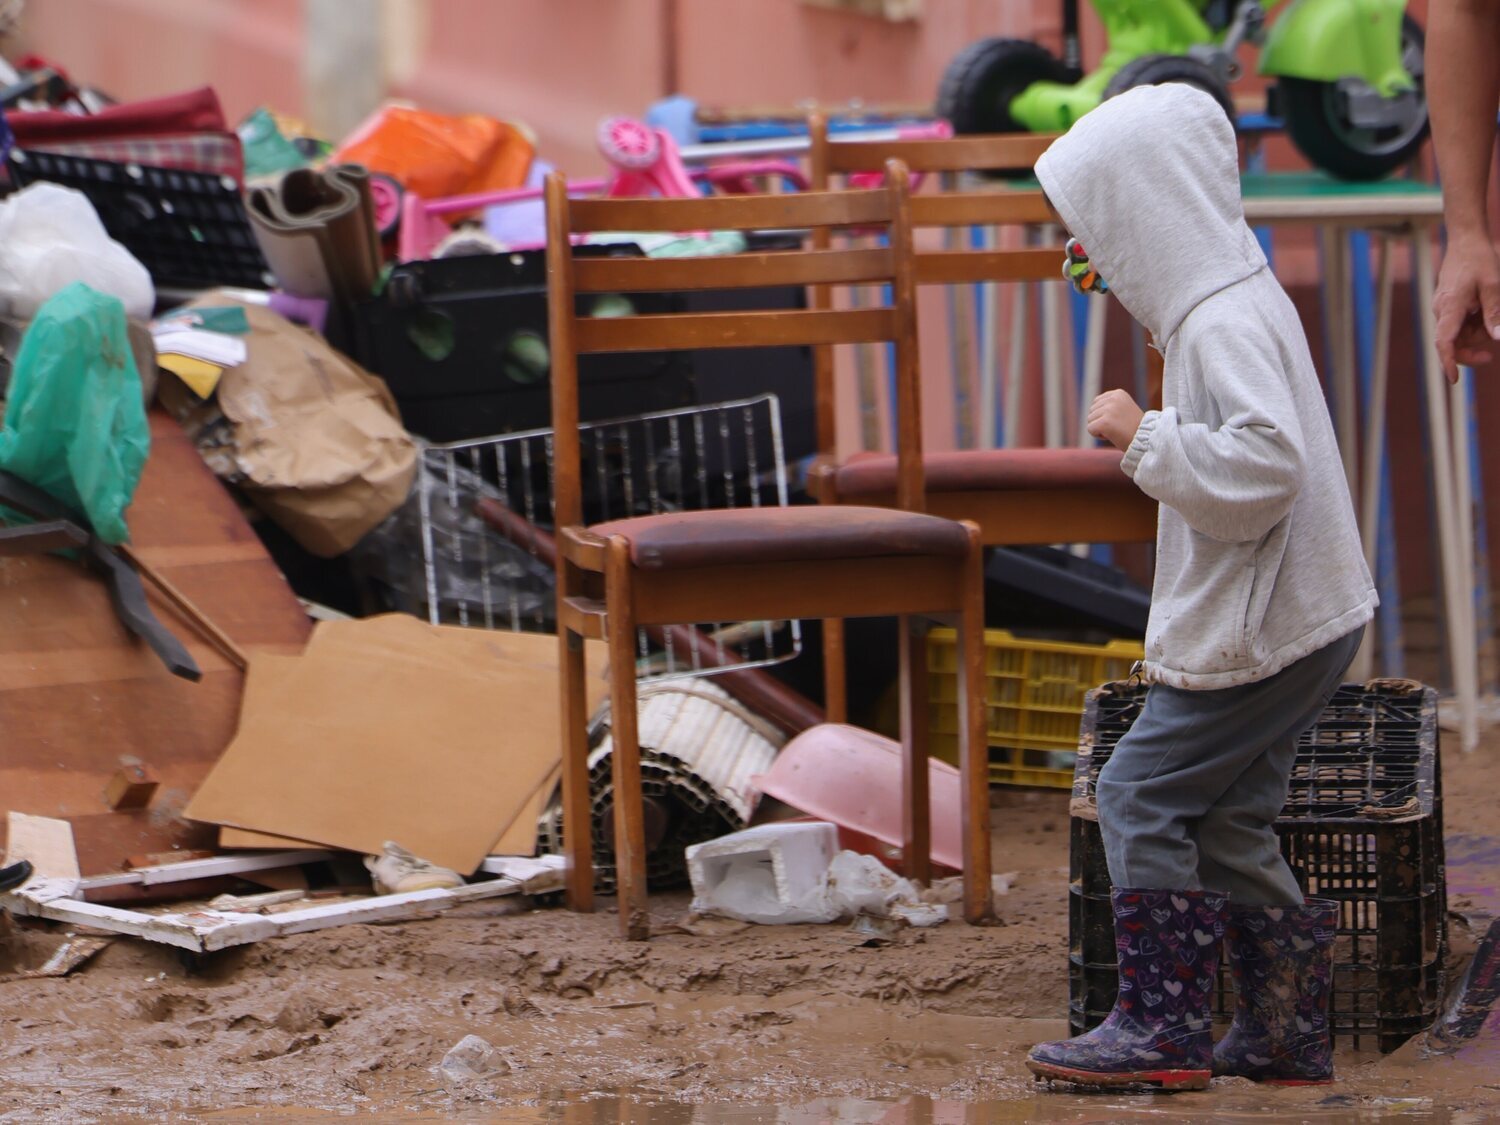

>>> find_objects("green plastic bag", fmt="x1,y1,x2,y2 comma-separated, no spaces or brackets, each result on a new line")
0,282,150,544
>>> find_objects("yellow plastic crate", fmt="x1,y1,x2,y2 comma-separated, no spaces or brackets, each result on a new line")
928,627,1143,789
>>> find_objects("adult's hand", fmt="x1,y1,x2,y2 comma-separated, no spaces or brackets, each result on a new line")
1434,237,1500,381
1427,0,1500,382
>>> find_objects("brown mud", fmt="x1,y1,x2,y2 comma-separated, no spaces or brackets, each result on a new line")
0,730,1494,1122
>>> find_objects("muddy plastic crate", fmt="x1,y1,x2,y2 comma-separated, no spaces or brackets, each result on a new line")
1068,679,1446,1052
927,628,1143,789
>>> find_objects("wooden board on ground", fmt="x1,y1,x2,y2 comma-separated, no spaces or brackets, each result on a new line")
5,811,80,879
0,412,311,873
185,618,606,873
3,854,566,953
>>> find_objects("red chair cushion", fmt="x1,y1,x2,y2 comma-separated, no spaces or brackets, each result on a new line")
589,505,970,570
835,446,1133,498
840,447,1128,501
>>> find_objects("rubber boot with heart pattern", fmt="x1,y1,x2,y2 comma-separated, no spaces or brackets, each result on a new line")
1028,888,1228,1090
1213,898,1338,1085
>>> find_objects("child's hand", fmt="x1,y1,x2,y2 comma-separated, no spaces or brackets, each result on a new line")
1086,389,1144,452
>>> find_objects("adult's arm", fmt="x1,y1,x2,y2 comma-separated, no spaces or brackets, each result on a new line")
1427,0,1500,379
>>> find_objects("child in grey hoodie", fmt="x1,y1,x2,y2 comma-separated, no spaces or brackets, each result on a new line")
1025,84,1377,1091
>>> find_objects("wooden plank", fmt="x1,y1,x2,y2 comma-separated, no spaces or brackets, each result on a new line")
5,812,80,880
77,849,333,891
569,187,892,234
1241,195,1443,225
476,854,567,894
0,412,311,875
573,247,893,293
8,869,542,953
910,193,1053,228
823,134,1056,175
574,308,896,354
915,249,1059,285
2,936,111,980
104,764,158,811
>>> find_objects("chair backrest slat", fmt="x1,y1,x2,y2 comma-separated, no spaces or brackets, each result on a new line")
546,164,927,529
572,246,896,293
818,134,1056,175
915,247,1059,286
910,192,1052,228
568,187,892,235
805,118,1072,463
574,307,899,354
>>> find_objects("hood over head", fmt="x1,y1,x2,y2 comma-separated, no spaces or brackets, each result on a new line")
1034,83,1265,344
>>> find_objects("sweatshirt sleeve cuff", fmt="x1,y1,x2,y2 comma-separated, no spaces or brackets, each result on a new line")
1120,409,1160,479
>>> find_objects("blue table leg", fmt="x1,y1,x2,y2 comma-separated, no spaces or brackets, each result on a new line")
1350,231,1405,676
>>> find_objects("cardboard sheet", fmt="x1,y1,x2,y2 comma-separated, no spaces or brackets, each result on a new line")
218,827,321,850
220,766,556,858
185,616,605,873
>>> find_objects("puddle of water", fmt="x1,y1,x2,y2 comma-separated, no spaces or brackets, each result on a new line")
1445,834,1500,916
183,1092,1498,1124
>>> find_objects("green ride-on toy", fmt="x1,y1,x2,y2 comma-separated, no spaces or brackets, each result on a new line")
937,0,1427,180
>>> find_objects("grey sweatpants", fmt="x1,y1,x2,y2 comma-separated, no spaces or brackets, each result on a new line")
1095,626,1364,905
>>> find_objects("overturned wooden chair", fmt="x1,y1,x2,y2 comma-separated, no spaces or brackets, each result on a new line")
544,162,991,938
807,121,1159,721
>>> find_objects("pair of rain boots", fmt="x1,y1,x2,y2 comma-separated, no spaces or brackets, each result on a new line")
1027,888,1337,1090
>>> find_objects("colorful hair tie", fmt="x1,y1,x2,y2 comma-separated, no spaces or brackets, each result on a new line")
1064,237,1108,295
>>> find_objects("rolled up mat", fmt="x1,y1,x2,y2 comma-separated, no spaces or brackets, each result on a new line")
248,164,380,302
538,679,784,893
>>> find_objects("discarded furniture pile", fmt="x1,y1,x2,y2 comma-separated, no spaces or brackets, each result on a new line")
0,58,1487,1059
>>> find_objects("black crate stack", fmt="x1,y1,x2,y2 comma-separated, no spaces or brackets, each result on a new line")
1069,680,1446,1053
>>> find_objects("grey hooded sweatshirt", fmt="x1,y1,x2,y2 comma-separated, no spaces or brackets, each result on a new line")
1035,84,1376,690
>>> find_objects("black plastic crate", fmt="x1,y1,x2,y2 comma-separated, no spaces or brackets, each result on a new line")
347,235,815,464
1069,680,1446,1053
6,148,273,291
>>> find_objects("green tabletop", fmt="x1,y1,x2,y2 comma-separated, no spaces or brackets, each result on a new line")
1239,172,1440,200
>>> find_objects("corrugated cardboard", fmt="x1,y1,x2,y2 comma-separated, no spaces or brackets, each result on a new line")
185,616,606,872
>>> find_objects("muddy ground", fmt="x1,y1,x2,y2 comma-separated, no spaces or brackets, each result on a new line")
0,718,1496,1122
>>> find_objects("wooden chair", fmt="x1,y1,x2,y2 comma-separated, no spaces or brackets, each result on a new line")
807,121,1160,721
544,162,991,939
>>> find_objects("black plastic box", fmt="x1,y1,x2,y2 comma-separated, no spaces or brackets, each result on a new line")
1069,680,1446,1052
349,247,693,444
6,148,272,291
348,239,816,466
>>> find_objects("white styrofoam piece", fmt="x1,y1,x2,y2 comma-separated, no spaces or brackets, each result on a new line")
686,821,840,925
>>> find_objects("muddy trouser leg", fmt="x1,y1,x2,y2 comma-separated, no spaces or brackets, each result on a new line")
1094,627,1364,901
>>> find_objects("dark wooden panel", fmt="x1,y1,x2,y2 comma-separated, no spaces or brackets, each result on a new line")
0,411,310,873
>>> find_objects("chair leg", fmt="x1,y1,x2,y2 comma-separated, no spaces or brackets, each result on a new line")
559,626,593,913
822,617,848,723
897,613,932,886
956,525,993,923
604,538,651,941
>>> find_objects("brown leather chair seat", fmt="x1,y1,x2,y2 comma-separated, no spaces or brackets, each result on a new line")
834,446,1134,498
589,505,971,570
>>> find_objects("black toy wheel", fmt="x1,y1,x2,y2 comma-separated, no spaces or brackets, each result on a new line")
1277,14,1428,181
937,37,1080,136
1103,53,1236,125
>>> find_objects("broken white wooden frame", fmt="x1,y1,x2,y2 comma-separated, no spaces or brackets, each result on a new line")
79,849,336,892
7,856,565,954
4,813,566,954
